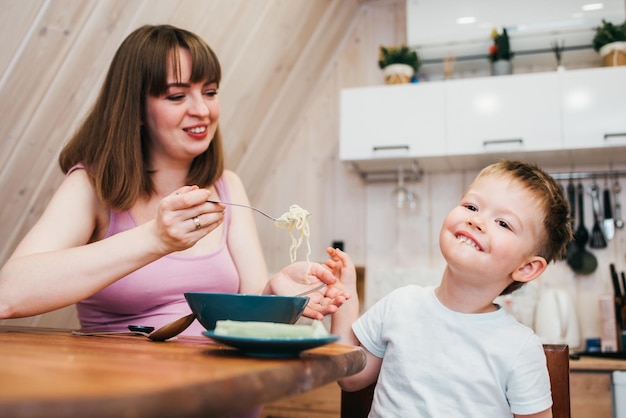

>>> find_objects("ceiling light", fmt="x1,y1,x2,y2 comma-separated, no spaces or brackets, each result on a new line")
456,16,476,25
582,3,604,11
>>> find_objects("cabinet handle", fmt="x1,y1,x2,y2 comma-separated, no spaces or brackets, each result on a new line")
372,145,410,152
482,138,523,147
604,133,626,140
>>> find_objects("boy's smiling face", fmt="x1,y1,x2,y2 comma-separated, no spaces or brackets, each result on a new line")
439,173,548,289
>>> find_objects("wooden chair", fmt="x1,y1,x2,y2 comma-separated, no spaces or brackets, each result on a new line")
341,344,570,418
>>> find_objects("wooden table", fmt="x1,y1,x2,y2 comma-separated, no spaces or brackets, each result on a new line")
0,326,365,418
569,354,626,418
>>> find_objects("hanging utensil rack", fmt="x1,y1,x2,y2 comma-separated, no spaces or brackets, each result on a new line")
350,165,626,184
348,160,424,183
550,170,626,181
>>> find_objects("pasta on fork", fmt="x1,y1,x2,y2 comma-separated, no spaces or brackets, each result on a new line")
275,204,311,266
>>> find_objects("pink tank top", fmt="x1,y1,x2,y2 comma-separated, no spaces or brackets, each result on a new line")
75,175,239,336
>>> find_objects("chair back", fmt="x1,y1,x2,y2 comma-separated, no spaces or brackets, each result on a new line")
341,344,570,418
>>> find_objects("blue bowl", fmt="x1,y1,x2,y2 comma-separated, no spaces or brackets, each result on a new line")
184,292,309,330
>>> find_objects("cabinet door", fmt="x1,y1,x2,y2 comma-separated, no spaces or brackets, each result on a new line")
445,72,562,155
339,83,445,161
561,66,626,149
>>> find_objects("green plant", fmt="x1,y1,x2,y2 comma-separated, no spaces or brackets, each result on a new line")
592,19,626,52
378,45,421,73
488,28,514,62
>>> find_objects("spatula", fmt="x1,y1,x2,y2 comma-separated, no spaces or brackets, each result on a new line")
589,183,607,249
614,179,624,229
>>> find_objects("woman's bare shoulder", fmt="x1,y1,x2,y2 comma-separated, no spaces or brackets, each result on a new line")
61,168,98,200
55,168,109,233
220,170,246,194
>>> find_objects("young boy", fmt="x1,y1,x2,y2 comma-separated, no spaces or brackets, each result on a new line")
327,160,572,418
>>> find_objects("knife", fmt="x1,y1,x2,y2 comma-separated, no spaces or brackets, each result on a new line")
611,264,622,299
622,271,626,330
610,264,623,330
603,188,615,240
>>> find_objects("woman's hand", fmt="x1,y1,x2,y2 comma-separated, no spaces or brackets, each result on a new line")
268,261,351,320
152,185,225,253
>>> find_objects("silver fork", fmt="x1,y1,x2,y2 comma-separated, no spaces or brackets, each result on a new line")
207,200,278,221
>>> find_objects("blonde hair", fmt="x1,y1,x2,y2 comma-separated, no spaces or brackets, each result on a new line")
473,160,573,295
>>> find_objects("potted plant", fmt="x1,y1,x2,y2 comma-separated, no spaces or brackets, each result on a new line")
378,45,421,84
592,19,626,66
488,28,514,75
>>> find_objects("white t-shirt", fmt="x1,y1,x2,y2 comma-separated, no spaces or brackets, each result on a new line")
352,285,552,417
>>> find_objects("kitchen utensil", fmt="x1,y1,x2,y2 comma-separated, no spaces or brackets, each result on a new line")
71,327,153,337
570,183,597,275
71,314,195,341
147,313,197,341
610,264,623,300
207,200,277,221
614,179,624,229
565,182,580,268
603,187,615,240
609,264,624,330
589,182,607,249
573,183,589,248
622,271,626,330
129,325,155,333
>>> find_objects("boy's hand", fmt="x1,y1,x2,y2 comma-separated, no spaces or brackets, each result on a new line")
324,247,357,291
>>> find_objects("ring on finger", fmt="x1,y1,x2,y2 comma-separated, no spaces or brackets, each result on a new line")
192,216,202,230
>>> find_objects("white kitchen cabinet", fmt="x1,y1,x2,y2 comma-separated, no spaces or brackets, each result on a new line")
339,82,445,161
561,66,626,150
338,67,626,175
444,72,563,156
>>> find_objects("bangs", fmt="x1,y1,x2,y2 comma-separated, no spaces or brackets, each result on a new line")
143,26,221,97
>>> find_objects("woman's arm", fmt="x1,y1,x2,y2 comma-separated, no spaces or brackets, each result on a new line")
0,170,224,318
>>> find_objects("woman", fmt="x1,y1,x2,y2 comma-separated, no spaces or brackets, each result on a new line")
0,25,347,337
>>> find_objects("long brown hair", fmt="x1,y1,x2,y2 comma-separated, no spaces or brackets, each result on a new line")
59,25,224,210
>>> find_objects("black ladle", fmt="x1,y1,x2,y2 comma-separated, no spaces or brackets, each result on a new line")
569,183,597,275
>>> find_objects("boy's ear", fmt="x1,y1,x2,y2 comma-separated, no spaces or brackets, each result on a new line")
512,256,548,283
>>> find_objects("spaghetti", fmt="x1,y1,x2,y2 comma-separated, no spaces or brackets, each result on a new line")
275,204,311,266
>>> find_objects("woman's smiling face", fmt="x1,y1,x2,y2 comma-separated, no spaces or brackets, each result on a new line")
439,173,546,283
143,48,220,166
